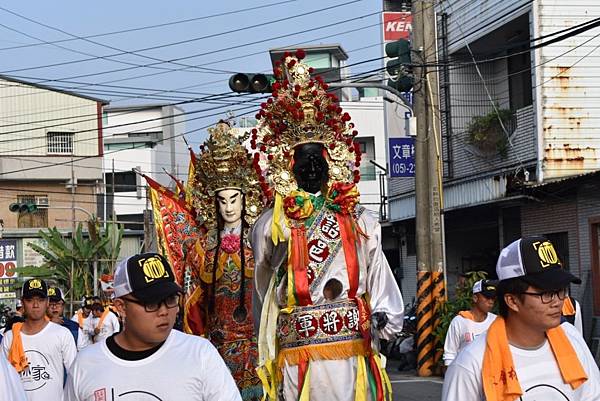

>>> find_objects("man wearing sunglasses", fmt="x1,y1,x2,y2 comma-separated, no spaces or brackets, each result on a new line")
65,252,241,401
443,236,600,400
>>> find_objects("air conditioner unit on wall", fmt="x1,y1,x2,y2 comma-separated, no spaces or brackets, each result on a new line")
35,196,49,207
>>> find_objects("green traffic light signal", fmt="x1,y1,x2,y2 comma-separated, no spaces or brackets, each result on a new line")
229,73,275,94
385,39,413,92
9,202,37,213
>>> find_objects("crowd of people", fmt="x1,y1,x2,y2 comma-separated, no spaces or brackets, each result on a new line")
1,51,599,401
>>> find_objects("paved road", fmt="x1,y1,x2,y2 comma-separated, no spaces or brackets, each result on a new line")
386,360,444,401
390,374,443,401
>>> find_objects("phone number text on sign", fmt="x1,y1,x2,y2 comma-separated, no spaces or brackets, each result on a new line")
389,137,415,178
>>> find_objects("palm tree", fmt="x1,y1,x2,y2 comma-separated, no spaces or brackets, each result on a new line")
21,218,123,302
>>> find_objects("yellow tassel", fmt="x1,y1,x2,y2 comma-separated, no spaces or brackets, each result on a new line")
271,193,286,245
257,361,278,401
299,364,312,401
277,339,368,368
372,354,393,401
355,356,368,401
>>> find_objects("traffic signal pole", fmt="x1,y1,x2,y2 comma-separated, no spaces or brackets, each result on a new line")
412,0,446,376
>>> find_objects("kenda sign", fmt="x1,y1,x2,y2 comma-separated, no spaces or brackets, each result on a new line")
383,12,412,41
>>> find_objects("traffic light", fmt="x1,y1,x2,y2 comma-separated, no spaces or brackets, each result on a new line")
385,39,414,92
9,202,37,213
228,73,275,94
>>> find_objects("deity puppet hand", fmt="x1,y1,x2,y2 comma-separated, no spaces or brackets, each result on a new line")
292,143,329,194
371,311,389,331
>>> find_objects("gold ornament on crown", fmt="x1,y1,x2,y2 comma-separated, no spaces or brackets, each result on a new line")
249,49,364,199
190,121,264,231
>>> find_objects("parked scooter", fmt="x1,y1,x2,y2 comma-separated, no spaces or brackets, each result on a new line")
380,301,417,371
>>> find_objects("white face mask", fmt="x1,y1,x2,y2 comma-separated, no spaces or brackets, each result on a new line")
216,189,243,228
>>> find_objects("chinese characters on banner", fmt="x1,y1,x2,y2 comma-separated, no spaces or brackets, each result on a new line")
389,137,415,177
0,239,18,299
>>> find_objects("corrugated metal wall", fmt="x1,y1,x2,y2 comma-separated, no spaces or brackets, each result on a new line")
0,78,99,156
440,0,533,53
538,2,600,179
520,195,579,283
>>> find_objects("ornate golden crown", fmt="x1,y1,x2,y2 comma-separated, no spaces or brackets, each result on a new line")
250,50,363,198
190,121,264,230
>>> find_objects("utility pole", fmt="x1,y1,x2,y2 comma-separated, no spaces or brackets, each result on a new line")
70,156,76,316
413,0,446,377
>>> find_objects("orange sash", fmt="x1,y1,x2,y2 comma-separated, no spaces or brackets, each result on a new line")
77,310,84,328
8,323,28,373
482,317,588,401
458,310,475,321
96,308,110,331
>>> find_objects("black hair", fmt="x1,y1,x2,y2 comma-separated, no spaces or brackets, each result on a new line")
497,277,530,317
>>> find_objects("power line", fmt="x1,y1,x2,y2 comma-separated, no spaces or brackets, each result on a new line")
0,0,298,52
0,0,363,75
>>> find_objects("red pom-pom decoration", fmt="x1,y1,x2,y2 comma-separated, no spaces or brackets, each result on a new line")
295,49,306,59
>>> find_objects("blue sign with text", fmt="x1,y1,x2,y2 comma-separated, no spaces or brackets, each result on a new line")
389,137,415,177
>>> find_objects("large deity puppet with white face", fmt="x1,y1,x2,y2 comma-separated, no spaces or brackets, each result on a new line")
250,50,405,401
184,121,264,401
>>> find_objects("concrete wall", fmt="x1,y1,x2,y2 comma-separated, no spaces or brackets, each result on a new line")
0,181,97,229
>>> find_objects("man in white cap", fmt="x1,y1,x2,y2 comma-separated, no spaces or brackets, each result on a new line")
65,252,241,401
442,236,600,400
443,279,497,366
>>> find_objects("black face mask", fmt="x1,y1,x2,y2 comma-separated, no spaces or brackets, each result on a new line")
292,143,329,194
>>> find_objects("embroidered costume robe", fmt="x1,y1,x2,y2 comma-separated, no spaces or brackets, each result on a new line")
252,198,404,401
187,227,263,401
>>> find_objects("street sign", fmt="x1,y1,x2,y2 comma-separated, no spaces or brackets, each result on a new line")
382,12,412,41
0,239,18,299
389,137,415,177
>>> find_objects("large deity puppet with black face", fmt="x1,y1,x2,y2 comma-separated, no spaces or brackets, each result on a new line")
184,121,264,401
250,51,405,401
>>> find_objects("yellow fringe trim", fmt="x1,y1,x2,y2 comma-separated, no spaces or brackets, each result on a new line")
277,339,368,369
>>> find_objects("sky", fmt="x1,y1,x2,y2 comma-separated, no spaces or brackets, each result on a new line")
0,0,385,146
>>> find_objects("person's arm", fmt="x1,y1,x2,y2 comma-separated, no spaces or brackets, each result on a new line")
441,360,483,401
62,330,77,370
362,212,404,339
0,330,11,359
200,342,242,401
443,317,462,366
63,362,80,401
1,357,27,401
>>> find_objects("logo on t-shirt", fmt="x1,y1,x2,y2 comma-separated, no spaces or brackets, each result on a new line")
20,350,52,391
95,388,164,400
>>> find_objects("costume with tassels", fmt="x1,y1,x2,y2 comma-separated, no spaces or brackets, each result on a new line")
250,50,405,401
184,122,264,401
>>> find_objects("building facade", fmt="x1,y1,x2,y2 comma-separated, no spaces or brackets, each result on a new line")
102,104,189,230
387,1,600,339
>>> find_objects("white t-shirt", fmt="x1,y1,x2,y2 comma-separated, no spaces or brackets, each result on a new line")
0,352,27,401
91,312,120,343
71,311,95,345
443,312,496,366
442,322,600,401
65,329,242,401
1,322,77,401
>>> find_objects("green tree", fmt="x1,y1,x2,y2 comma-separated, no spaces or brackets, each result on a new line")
19,218,123,302
433,271,489,357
